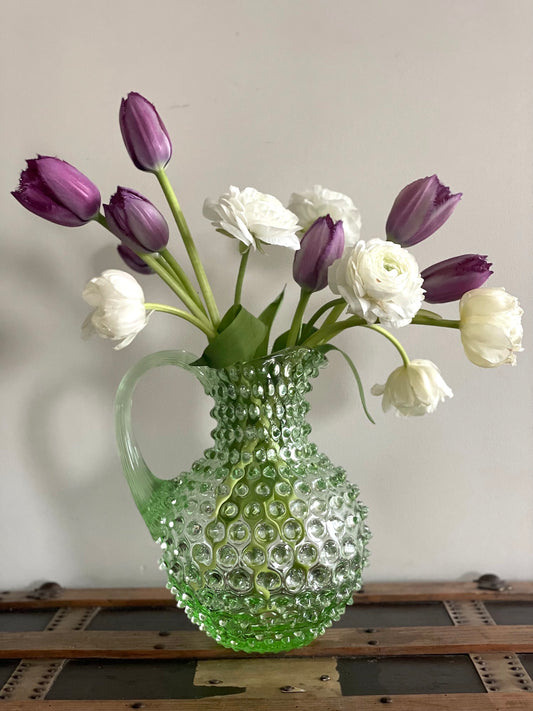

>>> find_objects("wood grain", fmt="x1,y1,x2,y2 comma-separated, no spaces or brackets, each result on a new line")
2,581,533,609
2,625,533,660
1,693,533,710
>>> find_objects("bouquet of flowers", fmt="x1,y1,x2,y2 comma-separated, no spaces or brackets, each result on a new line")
12,92,524,418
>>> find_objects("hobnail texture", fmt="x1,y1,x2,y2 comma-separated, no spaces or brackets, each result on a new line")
136,348,370,652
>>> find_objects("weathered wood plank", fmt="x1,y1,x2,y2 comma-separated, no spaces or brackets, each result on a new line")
2,626,533,660
2,582,533,610
1,693,533,710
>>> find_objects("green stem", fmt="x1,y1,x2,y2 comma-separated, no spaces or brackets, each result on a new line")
159,249,206,314
322,302,346,329
363,324,410,367
286,289,312,347
234,248,250,306
306,298,345,330
156,169,220,327
302,314,365,348
144,303,216,339
140,254,211,330
412,314,460,329
94,212,108,229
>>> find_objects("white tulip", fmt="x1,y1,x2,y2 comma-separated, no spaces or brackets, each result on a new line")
328,238,424,328
459,287,523,367
371,359,453,417
203,186,301,251
82,269,149,350
288,185,362,247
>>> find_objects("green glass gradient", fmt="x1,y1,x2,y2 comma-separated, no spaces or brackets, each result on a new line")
116,348,370,652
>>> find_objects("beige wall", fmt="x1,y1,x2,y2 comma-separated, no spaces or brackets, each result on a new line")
1,0,532,587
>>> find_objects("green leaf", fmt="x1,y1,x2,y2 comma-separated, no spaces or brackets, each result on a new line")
272,320,318,354
317,344,375,424
194,305,267,368
255,288,285,358
416,308,443,320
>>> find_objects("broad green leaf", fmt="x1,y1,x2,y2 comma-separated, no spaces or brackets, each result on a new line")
194,305,267,368
317,344,375,424
255,288,285,358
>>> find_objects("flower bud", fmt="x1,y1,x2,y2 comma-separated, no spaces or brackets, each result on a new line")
421,254,493,304
371,359,453,416
386,175,462,247
104,187,169,253
293,216,344,291
12,156,100,226
119,92,172,172
82,269,149,350
117,244,154,274
459,287,523,367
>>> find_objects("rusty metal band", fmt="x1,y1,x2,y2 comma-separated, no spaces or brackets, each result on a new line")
444,599,533,693
0,606,100,701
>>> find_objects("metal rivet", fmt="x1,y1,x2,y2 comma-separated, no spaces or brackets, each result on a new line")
131,704,145,709
368,640,378,645
365,628,375,633
159,631,171,637
208,679,223,685
380,697,393,704
320,674,330,682
154,644,165,649
280,685,306,693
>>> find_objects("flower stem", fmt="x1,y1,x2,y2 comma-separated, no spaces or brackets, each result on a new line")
363,324,410,367
306,298,346,330
159,248,206,314
156,168,220,327
412,314,460,329
144,303,216,339
140,254,212,332
301,314,366,347
322,302,346,329
234,247,250,307
286,289,312,347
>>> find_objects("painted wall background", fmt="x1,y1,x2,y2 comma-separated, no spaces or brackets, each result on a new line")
1,0,532,589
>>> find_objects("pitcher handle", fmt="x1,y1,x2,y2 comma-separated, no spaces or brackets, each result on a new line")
115,350,201,530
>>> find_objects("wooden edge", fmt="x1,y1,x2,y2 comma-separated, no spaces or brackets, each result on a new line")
2,582,533,609
1,694,533,710
2,626,533,660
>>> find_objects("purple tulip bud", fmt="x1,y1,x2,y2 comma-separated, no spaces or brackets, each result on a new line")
104,187,169,253
421,254,493,304
293,215,345,292
119,92,172,172
12,156,100,226
386,175,462,247
117,244,154,274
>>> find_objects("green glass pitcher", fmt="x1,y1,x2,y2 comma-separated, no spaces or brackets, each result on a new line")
115,347,370,653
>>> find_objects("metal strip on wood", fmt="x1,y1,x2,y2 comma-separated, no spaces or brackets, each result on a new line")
444,599,533,693
0,607,100,702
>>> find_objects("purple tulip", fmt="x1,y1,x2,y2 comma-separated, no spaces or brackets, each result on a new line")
119,92,172,172
104,187,169,253
293,215,345,292
421,254,493,304
386,175,462,247
12,156,100,226
117,244,154,274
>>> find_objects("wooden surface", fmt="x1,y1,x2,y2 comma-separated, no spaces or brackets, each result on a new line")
2,695,533,710
2,581,533,609
2,582,533,709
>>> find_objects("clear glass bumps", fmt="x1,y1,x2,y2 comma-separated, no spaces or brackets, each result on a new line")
119,348,370,653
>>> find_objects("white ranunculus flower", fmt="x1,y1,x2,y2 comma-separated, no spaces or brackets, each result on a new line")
288,185,362,247
328,238,424,328
203,186,301,251
371,359,453,417
459,287,524,367
82,269,149,350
